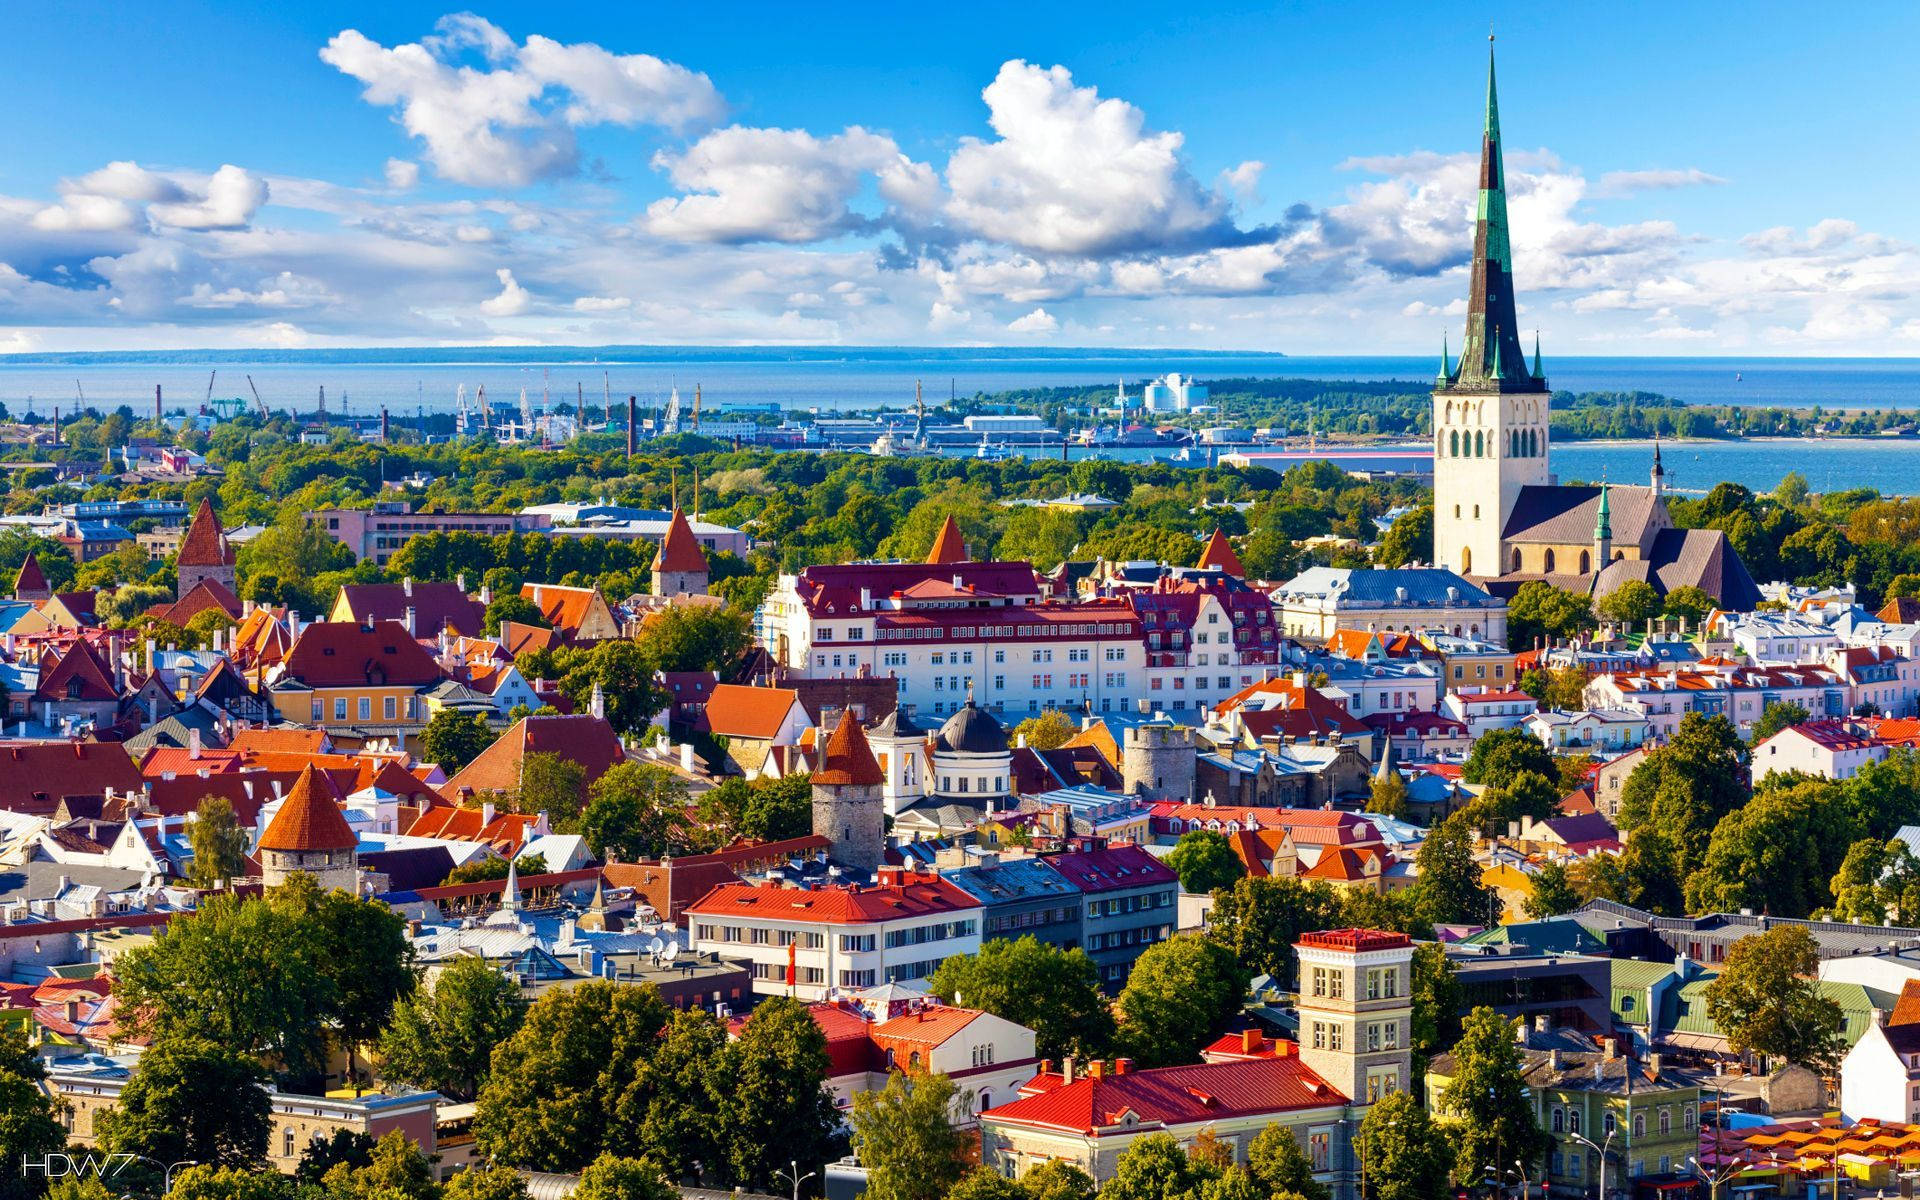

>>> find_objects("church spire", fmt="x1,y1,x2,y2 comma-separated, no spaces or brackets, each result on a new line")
1437,332,1452,386
1444,37,1542,395
1594,481,1613,541
1532,330,1545,380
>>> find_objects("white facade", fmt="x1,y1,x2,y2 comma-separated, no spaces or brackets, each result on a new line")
1442,688,1539,736
1840,1020,1920,1124
1432,389,1552,579
1752,724,1889,783
1525,709,1652,754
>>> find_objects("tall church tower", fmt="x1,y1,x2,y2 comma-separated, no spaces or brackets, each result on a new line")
1432,39,1550,579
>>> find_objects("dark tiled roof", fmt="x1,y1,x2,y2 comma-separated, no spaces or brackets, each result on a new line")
1503,484,1663,547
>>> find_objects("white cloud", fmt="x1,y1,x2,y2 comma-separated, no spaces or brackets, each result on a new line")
1217,161,1264,205
479,267,531,316
261,321,311,347
573,294,631,312
1593,167,1726,198
385,158,421,190
928,301,972,332
71,161,186,204
454,224,495,243
321,15,725,187
1007,306,1057,334
149,165,269,230
944,61,1245,257
645,125,934,244
32,193,138,233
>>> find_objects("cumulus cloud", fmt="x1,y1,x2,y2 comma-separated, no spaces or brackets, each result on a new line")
479,267,530,315
645,126,935,244
149,165,269,230
944,61,1252,257
32,194,138,233
1007,306,1057,333
385,158,421,190
321,14,725,187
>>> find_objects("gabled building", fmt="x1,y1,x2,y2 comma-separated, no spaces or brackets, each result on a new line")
175,498,236,599
520,583,621,644
266,619,445,742
1041,844,1177,989
256,764,359,891
330,580,486,639
445,713,626,810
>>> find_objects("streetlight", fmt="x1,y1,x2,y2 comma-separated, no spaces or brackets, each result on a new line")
1687,1152,1749,1200
1512,1159,1534,1200
1569,1130,1614,1200
774,1160,816,1200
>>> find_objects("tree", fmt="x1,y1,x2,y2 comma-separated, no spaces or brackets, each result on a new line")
444,853,547,885
1246,1125,1330,1200
1012,709,1076,751
1115,935,1245,1068
635,1010,727,1179
0,1027,65,1200
552,641,662,736
475,980,672,1171
1413,812,1495,927
1166,831,1245,894
716,997,840,1192
164,1167,294,1200
99,1035,270,1169
573,1155,679,1200
1373,505,1432,568
1205,875,1345,984
1408,942,1463,1079
1506,581,1596,651
295,1129,376,1185
1596,579,1663,627
185,794,248,888
1663,585,1718,625
1102,1134,1216,1200
1829,837,1920,924
422,708,496,773
1522,860,1581,919
1518,665,1586,711
578,762,692,860
445,1166,533,1200
849,1070,970,1200
736,773,814,843
378,956,527,1102
517,751,589,816
1355,1091,1451,1200
1470,770,1560,834
1616,711,1750,877
485,593,547,636
1751,700,1811,744
1438,1008,1552,1185
1017,1161,1098,1200
1459,728,1556,789
1366,769,1408,819
272,877,415,1086
1702,926,1846,1072
948,1169,1026,1200
1685,778,1856,919
634,605,753,673
927,937,1114,1060
321,1131,438,1200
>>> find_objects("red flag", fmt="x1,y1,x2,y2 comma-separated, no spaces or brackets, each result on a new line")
786,940,797,989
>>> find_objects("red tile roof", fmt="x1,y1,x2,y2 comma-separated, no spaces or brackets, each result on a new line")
500,620,563,659
688,875,980,924
1891,980,1920,1028
926,515,967,565
814,709,883,786
1296,928,1412,953
984,1056,1344,1133
1042,844,1176,893
336,582,485,638
280,619,444,689
702,684,803,741
404,803,543,851
871,1005,983,1047
1196,529,1245,576
518,584,607,637
445,714,625,807
1299,846,1381,882
178,498,234,567
34,639,118,702
653,508,710,574
148,578,243,628
0,741,144,816
13,553,48,597
257,764,358,853
228,728,330,756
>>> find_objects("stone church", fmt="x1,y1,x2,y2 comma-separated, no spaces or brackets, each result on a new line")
1430,43,1760,611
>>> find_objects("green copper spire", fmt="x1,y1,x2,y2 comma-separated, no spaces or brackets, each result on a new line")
1532,330,1545,381
1437,332,1452,385
1438,36,1543,396
1595,481,1613,541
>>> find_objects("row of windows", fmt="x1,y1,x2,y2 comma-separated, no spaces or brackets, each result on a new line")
1087,924,1170,952
985,907,1076,933
883,920,977,948
1087,891,1174,918
311,695,419,723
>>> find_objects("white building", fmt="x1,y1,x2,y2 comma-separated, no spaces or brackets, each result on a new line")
1141,373,1209,413
1270,567,1507,643
1524,709,1652,754
1711,610,1845,664
1752,721,1890,783
1441,688,1539,736
1840,995,1920,1123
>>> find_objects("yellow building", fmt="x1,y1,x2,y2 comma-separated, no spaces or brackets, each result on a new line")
265,619,444,743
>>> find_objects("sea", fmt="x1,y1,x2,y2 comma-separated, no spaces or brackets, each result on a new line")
6,347,1920,495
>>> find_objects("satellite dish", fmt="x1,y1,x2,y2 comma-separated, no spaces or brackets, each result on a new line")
648,936,666,956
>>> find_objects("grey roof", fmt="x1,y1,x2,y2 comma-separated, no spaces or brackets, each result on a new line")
122,708,225,754
1503,484,1663,548
872,707,927,737
0,861,152,905
937,701,1008,754
1275,566,1500,609
1573,897,1920,958
944,856,1081,905
1594,528,1763,611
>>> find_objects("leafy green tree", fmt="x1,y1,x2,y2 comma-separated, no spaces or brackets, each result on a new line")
927,937,1114,1060
1596,579,1663,627
634,604,753,673
1469,770,1560,834
444,853,546,885
517,751,589,816
295,1129,376,1185
552,640,664,735
186,794,249,888
1829,837,1920,924
485,593,547,636
164,1166,295,1200
379,956,527,1102
1459,728,1556,789
1413,811,1495,927
1355,1090,1451,1200
1115,935,1245,1068
634,1010,727,1179
1205,875,1345,984
579,762,692,860
737,773,815,843
1017,1161,1098,1200
1751,700,1811,744
1838,747,1920,841
1408,942,1463,1079
1518,666,1587,711
947,1169,1026,1200
321,1131,438,1200
1703,926,1846,1072
99,1035,270,1169
1102,1134,1217,1200
1685,778,1856,918
0,1027,66,1200
271,876,415,1085
1366,769,1408,819
573,1155,679,1200
444,1166,532,1200
849,1070,970,1200
1522,860,1581,919
1662,585,1718,625
1438,1008,1552,1185
1373,505,1432,568
1617,711,1749,877
716,997,840,1191
1506,581,1596,651
422,708,496,773
1246,1125,1329,1200
1166,830,1245,894
1011,709,1077,751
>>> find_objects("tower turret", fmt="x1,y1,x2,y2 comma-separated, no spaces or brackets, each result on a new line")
811,709,886,871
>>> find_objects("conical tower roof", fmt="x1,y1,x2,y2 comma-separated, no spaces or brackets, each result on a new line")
926,515,967,565
13,553,47,598
258,764,357,853
814,708,884,786
1196,529,1245,576
179,497,235,567
652,507,710,574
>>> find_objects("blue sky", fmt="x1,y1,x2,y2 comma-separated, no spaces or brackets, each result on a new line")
1,1,1916,352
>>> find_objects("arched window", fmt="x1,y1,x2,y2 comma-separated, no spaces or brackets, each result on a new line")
1511,548,1523,571
1579,551,1591,573
1544,549,1557,573
1474,430,1484,457
1449,430,1459,457
1460,546,1472,574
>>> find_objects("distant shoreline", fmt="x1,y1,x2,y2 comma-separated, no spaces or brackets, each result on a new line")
0,345,1293,367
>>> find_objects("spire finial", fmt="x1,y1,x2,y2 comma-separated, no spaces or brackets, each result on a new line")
1491,323,1504,379
1532,330,1545,380
1438,331,1452,385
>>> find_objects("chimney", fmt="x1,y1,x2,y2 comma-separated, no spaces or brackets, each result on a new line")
406,606,418,637
481,800,496,826
1114,1058,1132,1075
63,998,82,1024
1533,1014,1550,1034
1603,1037,1618,1060
1039,1058,1053,1077
1547,1048,1562,1072
403,576,414,599
1241,1028,1260,1054
1088,1061,1106,1079
189,728,202,760
1061,1056,1076,1082
457,572,468,593
680,743,696,772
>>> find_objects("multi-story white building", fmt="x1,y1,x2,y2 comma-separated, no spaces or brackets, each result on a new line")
1141,372,1209,413
761,559,1145,720
1131,573,1285,717
1752,720,1889,783
1709,609,1846,664
688,866,982,1000
1524,708,1652,754
1310,655,1444,722
1441,687,1539,736
1270,567,1507,644
1584,662,1848,742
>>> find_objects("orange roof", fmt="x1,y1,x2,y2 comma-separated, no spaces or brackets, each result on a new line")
926,515,966,565
13,553,47,597
814,709,883,786
870,1005,983,1046
1300,846,1380,882
178,498,234,567
501,620,563,659
653,507,710,574
257,764,358,853
1196,528,1245,576
519,583,606,636
147,577,243,628
1893,980,1920,1028
229,728,330,756
702,683,804,741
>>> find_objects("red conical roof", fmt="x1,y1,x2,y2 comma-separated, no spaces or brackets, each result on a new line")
652,507,710,574
178,498,234,568
926,515,967,565
257,764,357,853
1197,529,1245,576
813,709,884,786
13,553,47,597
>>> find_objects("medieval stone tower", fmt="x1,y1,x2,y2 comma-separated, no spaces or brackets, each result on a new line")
1122,721,1196,803
811,709,886,872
